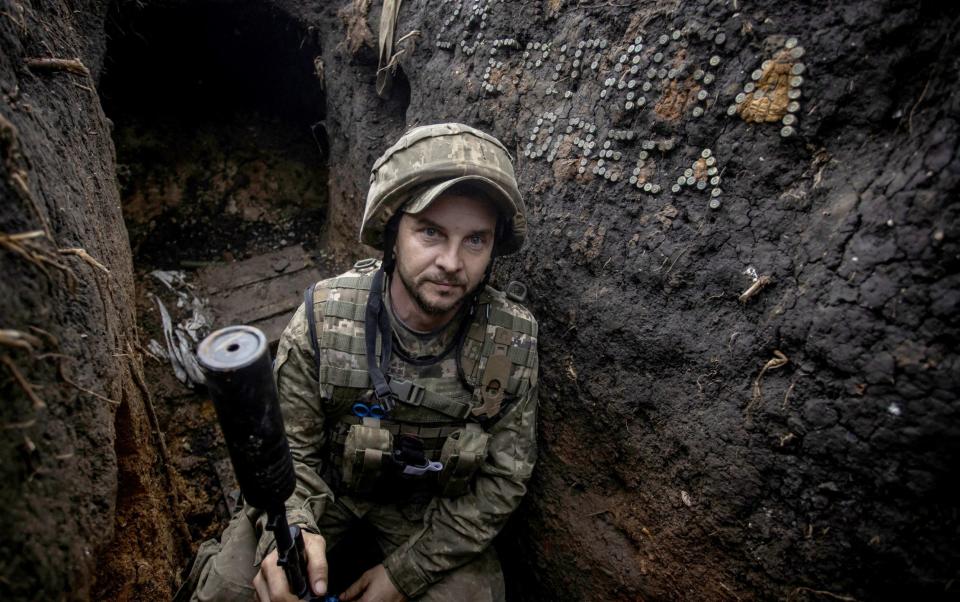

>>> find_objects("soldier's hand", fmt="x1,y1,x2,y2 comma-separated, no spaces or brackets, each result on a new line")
340,564,406,602
252,531,328,601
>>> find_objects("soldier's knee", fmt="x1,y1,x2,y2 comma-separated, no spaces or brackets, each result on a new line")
174,509,261,602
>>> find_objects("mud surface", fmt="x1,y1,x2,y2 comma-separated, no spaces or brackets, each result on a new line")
2,0,958,600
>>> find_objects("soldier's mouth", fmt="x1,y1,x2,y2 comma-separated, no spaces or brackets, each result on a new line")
429,282,460,294
427,279,463,289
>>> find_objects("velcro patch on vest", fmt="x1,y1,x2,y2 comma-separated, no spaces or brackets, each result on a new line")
472,353,511,418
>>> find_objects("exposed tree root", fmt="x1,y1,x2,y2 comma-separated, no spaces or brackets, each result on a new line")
746,350,789,419
46,353,120,406
0,328,43,353
718,581,743,600
376,47,406,77
1,112,53,238
1,417,36,430
789,586,858,601
338,0,373,54
1,354,47,410
0,230,78,286
59,247,110,274
376,29,420,82
27,326,58,348
739,275,772,303
127,342,194,552
25,57,91,77
907,76,931,135
782,376,799,409
394,29,421,46
0,1,27,31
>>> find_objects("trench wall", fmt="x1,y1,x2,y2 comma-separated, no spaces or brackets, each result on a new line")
0,1,182,599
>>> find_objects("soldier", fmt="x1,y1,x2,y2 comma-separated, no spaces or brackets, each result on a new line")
178,123,538,602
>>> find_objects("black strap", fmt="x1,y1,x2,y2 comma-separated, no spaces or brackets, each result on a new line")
304,284,322,376
455,300,483,393
365,268,395,410
363,267,488,419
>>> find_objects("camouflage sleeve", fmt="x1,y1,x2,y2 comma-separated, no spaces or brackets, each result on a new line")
254,300,335,561
382,356,539,598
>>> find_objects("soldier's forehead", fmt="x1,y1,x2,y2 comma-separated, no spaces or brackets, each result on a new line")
409,195,497,227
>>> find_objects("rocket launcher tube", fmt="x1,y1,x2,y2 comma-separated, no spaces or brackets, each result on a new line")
197,325,317,601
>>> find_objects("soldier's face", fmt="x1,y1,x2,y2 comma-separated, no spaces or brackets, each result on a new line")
393,192,497,320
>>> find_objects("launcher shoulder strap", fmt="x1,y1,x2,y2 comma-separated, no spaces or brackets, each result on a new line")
304,283,323,376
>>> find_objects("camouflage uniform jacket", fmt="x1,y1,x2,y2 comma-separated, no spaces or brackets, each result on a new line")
267,262,539,598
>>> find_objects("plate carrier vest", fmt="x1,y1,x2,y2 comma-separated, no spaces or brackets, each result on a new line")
303,259,537,499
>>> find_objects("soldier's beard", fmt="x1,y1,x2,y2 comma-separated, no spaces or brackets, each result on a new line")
396,263,471,316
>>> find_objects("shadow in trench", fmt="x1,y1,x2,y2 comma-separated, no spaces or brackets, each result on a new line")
100,0,329,269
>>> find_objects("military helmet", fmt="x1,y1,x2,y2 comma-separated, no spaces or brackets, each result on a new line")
360,123,526,255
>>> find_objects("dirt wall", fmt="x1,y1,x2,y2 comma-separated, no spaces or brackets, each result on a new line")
0,1,182,599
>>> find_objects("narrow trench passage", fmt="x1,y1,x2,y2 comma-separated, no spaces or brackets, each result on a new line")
100,1,328,267
96,2,331,591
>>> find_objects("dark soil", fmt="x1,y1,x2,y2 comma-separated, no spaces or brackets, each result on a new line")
1,1,180,599
113,111,328,267
2,0,958,601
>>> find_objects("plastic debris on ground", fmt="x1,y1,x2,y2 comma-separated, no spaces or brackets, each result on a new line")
148,269,211,386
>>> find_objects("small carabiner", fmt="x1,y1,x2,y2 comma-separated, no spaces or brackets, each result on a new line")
352,401,386,418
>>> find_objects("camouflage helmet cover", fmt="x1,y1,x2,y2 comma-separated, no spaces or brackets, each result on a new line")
360,123,527,255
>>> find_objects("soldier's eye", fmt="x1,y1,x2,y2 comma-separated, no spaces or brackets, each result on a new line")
423,227,438,237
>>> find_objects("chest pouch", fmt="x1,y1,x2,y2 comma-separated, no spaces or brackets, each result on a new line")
342,417,393,494
438,423,491,498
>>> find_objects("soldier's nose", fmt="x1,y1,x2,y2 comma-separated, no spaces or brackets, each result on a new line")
435,245,462,273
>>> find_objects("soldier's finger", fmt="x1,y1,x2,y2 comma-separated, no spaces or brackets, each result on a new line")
304,531,328,595
339,571,370,601
252,569,269,602
261,550,296,602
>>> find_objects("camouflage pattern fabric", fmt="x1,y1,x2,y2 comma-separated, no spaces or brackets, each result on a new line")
312,261,538,421
181,496,506,602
